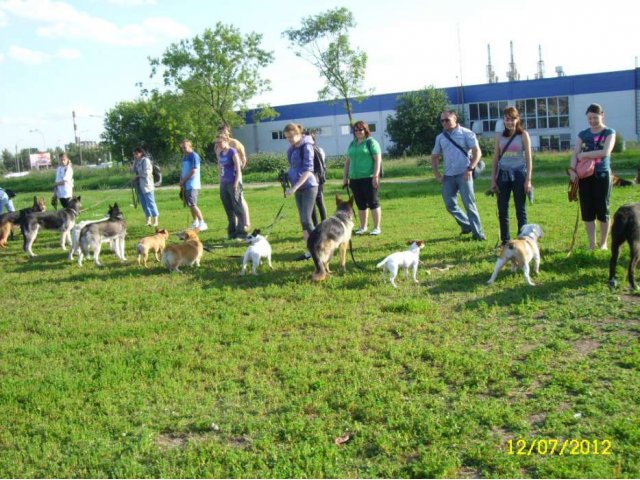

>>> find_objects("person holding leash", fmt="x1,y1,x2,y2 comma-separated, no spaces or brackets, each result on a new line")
283,123,318,260
54,152,74,209
132,147,159,227
342,120,383,235
179,139,208,232
431,110,486,241
0,187,16,215
491,106,533,244
215,133,248,240
569,103,616,250
218,123,251,229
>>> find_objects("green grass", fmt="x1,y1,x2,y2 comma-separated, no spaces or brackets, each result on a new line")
1,163,639,477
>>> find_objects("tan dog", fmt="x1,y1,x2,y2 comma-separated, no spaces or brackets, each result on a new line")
162,228,203,273
0,220,13,248
487,224,543,286
137,228,169,267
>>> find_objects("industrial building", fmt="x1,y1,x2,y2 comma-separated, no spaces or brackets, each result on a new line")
234,68,640,157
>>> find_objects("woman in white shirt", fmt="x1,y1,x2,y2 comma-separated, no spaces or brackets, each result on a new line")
54,153,74,208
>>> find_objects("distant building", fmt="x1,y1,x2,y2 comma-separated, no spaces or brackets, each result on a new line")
79,140,98,148
235,68,640,156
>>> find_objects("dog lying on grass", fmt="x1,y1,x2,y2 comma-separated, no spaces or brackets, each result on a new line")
377,240,425,287
608,203,640,290
162,228,203,273
487,224,543,286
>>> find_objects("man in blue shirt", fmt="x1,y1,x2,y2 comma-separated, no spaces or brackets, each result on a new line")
431,110,486,240
179,139,208,231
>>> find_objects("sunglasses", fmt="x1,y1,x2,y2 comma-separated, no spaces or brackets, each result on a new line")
353,128,365,132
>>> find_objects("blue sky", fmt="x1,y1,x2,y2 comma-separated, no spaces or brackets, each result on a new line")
1,0,638,153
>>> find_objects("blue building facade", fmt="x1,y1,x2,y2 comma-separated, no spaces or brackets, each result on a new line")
234,69,640,156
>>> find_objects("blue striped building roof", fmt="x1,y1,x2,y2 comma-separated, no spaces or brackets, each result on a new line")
246,69,639,124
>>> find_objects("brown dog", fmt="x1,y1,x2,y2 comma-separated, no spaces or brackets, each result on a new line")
162,228,203,273
487,224,543,286
137,228,169,267
0,220,13,248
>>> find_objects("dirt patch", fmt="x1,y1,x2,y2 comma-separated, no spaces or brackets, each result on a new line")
574,339,601,357
156,433,188,450
456,466,482,478
529,412,547,428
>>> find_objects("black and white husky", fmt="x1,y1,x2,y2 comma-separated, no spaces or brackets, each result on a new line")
77,203,127,266
307,195,354,281
21,196,82,257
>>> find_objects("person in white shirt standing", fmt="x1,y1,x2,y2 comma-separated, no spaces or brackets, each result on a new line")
54,153,74,208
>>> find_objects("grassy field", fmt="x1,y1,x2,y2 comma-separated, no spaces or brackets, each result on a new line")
1,155,639,478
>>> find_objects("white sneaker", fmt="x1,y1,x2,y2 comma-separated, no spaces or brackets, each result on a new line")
198,221,208,232
354,228,368,235
369,228,381,236
190,220,200,228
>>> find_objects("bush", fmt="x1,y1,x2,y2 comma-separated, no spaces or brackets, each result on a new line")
477,135,495,157
613,132,625,153
245,152,288,174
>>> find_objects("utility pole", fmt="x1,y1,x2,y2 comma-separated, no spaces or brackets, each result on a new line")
72,110,84,165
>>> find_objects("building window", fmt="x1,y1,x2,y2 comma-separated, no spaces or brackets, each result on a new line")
468,101,507,132
307,126,333,137
271,131,285,140
515,96,569,130
539,134,571,151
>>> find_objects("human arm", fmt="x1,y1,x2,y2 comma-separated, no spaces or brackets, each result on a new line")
233,152,242,191
522,131,533,193
491,135,501,191
285,144,314,197
431,154,443,183
465,146,482,181
343,155,351,187
569,138,583,182
577,131,616,160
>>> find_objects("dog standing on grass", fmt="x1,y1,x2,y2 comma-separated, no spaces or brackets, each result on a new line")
377,240,425,287
487,224,543,286
162,228,203,273
77,203,127,267
240,229,272,276
21,196,81,257
608,203,640,290
307,195,354,282
137,228,170,267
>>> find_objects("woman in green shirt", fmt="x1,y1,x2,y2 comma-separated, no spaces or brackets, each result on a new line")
342,120,383,235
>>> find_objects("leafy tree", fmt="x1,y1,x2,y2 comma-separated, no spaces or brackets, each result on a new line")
148,23,276,130
283,7,369,126
386,87,450,157
1,149,15,172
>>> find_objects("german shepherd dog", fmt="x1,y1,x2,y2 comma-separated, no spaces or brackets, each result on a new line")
608,203,640,290
0,196,46,247
21,196,81,257
77,203,127,267
307,195,354,281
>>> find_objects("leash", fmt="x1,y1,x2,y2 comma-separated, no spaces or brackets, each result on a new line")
261,170,291,236
342,182,374,272
566,171,580,256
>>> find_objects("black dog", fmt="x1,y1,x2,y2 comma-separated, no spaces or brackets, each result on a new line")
21,196,82,257
609,203,640,289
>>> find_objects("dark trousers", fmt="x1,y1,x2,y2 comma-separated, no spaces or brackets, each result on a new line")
579,171,611,222
220,183,247,237
311,183,327,226
497,167,527,242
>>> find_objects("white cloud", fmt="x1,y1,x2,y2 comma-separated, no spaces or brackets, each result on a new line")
0,52,5,63
8,45,81,65
0,0,190,46
105,0,158,5
0,9,8,27
9,45,50,65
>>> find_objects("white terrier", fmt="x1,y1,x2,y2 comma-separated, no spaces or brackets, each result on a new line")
376,240,425,287
240,229,273,276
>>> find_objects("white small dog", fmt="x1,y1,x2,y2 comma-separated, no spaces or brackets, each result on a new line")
376,240,425,287
240,229,272,275
487,223,543,286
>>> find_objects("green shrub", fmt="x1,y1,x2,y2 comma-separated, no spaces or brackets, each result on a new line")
477,135,495,157
245,152,288,174
613,132,625,153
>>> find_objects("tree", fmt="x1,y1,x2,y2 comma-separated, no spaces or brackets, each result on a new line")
283,7,369,126
385,87,450,157
148,23,276,130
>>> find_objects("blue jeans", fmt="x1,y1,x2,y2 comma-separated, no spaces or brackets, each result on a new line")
441,174,484,237
497,167,527,242
137,188,159,217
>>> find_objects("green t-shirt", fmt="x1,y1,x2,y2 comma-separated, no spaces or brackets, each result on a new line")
347,138,381,179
